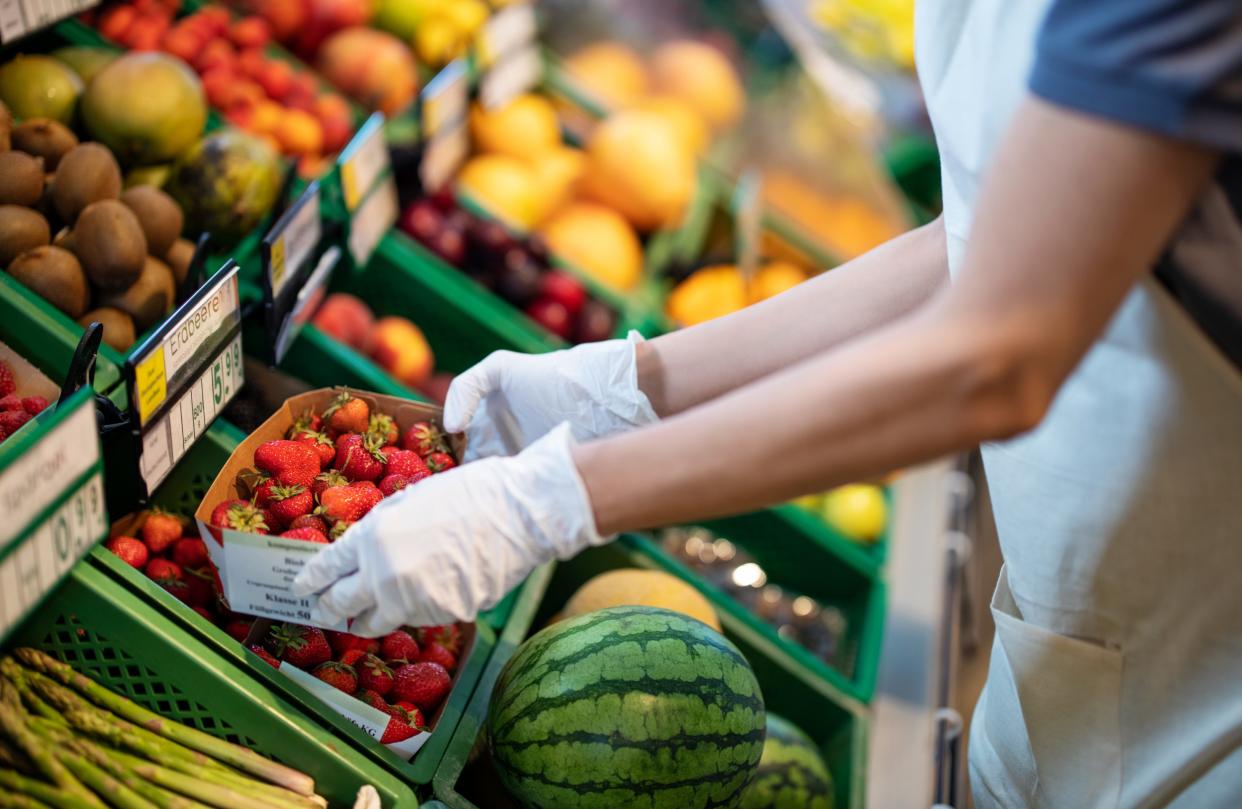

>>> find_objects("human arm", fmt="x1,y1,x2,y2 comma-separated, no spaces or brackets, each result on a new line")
579,98,1220,532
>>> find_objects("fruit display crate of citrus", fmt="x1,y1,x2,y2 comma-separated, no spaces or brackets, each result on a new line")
432,542,867,809
4,562,422,808
88,403,501,787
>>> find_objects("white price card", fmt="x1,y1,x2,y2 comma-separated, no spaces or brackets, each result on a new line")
275,245,340,364
266,184,322,299
475,2,537,69
348,177,398,267
421,60,468,137
139,333,243,493
0,398,99,547
0,0,99,44
419,121,469,193
339,115,390,213
213,530,343,627
0,473,106,639
479,46,542,111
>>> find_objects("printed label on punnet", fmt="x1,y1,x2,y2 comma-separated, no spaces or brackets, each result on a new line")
278,664,428,758
214,530,347,629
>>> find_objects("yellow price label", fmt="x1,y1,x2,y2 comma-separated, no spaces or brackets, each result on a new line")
134,349,167,426
269,236,287,292
341,161,360,211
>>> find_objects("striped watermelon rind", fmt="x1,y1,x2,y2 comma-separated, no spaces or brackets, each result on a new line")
487,605,767,809
740,712,834,809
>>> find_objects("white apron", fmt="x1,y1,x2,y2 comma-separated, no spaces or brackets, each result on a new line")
914,3,1242,807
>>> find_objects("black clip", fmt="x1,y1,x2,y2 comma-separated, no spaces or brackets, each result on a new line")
177,232,212,304
57,322,102,405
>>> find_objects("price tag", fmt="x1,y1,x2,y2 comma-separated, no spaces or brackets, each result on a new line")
0,395,100,547
339,114,390,213
474,2,537,69
347,178,398,267
479,45,543,111
0,473,106,639
0,0,99,44
420,122,469,193
274,245,340,363
421,60,468,138
264,183,321,300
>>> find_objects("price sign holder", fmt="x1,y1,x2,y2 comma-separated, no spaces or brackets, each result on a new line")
261,181,344,365
337,113,398,268
124,261,244,501
418,59,470,193
0,385,107,644
0,0,99,44
474,3,541,110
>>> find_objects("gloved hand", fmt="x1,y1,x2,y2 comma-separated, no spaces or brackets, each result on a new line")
444,331,658,461
291,424,604,635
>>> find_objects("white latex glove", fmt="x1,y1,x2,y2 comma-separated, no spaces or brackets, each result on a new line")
444,331,658,461
290,424,604,635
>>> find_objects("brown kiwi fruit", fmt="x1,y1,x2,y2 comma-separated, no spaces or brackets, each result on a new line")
72,199,147,290
0,205,50,266
78,306,136,352
0,151,45,206
163,237,194,286
100,255,175,331
7,245,90,317
52,226,74,252
11,119,78,171
120,186,183,257
0,99,11,151
51,142,121,223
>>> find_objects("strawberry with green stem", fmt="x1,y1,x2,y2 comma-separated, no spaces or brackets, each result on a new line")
254,440,322,487
141,510,184,553
267,624,332,669
392,661,451,711
105,536,148,569
312,661,358,694
334,433,386,481
322,392,369,434
380,630,419,663
425,451,456,473
312,470,348,499
319,481,383,522
401,421,448,458
210,499,270,534
279,526,328,543
265,484,313,526
291,429,336,466
356,654,395,697
366,413,399,446
380,448,429,479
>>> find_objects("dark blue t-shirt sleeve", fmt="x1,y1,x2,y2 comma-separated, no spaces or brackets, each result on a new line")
1029,0,1242,152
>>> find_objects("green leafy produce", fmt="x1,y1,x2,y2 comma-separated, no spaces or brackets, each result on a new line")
487,605,766,809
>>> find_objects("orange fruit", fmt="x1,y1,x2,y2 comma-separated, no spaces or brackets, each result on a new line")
540,202,643,291
666,265,748,326
456,154,541,230
562,41,648,110
580,109,696,231
527,146,586,222
468,94,561,161
275,108,324,156
748,261,808,303
634,95,710,155
650,40,744,131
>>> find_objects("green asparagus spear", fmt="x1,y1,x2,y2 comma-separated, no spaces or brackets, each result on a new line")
1,659,66,724
0,769,102,809
107,748,308,809
14,650,314,796
0,736,33,772
51,744,159,809
62,736,213,809
0,683,103,809
0,791,53,809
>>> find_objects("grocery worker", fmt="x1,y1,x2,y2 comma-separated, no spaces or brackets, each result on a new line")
296,0,1242,804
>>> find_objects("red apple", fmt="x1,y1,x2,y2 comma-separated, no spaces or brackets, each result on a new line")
525,298,573,340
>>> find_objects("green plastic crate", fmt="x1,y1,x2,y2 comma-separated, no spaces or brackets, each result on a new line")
89,419,500,787
433,542,867,809
7,563,420,808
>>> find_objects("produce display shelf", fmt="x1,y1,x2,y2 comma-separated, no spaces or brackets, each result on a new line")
6,562,421,808
89,417,501,787
0,386,108,645
433,541,867,809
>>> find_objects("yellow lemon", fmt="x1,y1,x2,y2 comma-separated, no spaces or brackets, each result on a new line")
650,40,744,130
468,94,562,161
748,261,808,304
665,265,748,326
562,41,649,110
527,145,586,221
562,569,721,630
634,94,710,155
456,154,541,229
822,484,887,543
540,201,643,290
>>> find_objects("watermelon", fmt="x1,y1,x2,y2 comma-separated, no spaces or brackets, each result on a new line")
487,605,766,809
740,713,834,809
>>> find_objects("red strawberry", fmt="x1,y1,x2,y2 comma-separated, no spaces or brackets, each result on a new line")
378,474,412,497
0,360,14,396
268,624,332,669
327,631,379,657
266,485,313,525
0,395,22,411
254,440,321,487
292,409,323,434
401,421,448,458
333,433,386,481
319,481,382,522
418,642,457,672
183,567,216,607
322,393,369,434
210,499,270,534
367,413,399,446
0,410,32,437
425,452,456,473
380,448,428,478
293,429,337,466
339,649,367,667
356,654,395,697
145,558,183,581
312,470,348,499
415,624,461,655
253,479,278,507
380,630,419,663
312,661,358,694
249,645,280,667
380,716,418,744
289,514,330,534
330,520,352,540
21,396,48,416
356,689,387,713
170,537,209,568
392,662,451,711
225,619,253,642
141,511,184,554
280,526,329,543
105,536,148,569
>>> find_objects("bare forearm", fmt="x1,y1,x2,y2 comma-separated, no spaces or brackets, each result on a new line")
637,217,947,417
